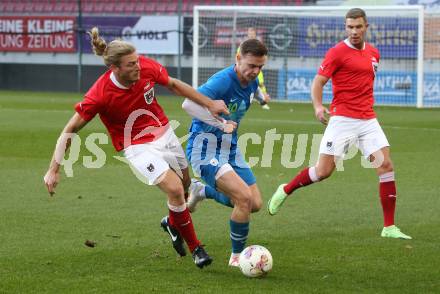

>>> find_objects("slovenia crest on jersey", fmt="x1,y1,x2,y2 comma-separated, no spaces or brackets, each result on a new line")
144,87,155,104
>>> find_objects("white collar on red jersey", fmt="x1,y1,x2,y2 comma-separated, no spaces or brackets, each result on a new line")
110,72,129,89
344,38,366,50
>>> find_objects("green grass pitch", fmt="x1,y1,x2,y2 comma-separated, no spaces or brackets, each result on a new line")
0,90,439,293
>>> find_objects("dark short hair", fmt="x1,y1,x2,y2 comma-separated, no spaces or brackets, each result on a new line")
239,39,268,57
345,8,367,23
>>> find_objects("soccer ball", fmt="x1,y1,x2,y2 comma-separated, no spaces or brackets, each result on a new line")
238,245,273,278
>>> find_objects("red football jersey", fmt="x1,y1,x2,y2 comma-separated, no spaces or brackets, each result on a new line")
318,39,380,119
75,55,170,151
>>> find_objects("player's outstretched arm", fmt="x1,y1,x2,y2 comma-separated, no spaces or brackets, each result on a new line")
182,99,237,133
166,77,229,119
43,113,88,196
311,74,330,125
256,87,271,103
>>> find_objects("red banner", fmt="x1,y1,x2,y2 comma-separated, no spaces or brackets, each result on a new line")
0,16,76,52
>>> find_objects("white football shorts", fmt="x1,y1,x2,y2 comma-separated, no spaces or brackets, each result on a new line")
122,125,188,185
319,116,390,158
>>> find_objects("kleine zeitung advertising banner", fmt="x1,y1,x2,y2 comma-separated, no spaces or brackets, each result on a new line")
0,16,76,52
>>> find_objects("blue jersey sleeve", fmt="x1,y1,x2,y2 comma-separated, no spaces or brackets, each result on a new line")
198,73,231,101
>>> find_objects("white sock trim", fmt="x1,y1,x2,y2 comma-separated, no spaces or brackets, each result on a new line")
379,171,395,183
167,201,187,212
308,166,320,182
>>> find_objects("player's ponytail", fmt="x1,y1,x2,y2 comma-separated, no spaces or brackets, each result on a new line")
88,27,136,67
88,27,107,57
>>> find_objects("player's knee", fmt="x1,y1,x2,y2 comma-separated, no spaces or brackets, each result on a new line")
167,184,185,200
316,167,333,180
380,159,394,172
251,197,263,213
234,189,253,212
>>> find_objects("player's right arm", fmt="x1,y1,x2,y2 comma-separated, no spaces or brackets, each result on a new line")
182,99,237,133
257,71,270,102
43,113,88,196
311,74,330,125
312,46,339,125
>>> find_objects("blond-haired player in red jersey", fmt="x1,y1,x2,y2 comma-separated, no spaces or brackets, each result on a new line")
43,27,232,268
268,8,411,240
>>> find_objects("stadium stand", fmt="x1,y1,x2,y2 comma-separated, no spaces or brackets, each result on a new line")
0,0,316,15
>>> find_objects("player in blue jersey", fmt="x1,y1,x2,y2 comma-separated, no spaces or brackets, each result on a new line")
182,38,268,267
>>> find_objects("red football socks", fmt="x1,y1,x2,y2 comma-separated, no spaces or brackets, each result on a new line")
284,167,315,195
169,208,200,252
379,181,397,227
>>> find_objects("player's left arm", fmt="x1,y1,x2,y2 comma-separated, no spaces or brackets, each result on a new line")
166,77,229,119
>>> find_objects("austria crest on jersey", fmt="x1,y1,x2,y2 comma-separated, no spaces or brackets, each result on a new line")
144,83,155,104
371,56,378,77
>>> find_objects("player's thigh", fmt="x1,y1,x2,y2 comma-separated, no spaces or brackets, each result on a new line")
216,168,252,204
156,169,185,205
319,116,359,158
159,128,189,173
370,147,394,174
358,119,390,160
315,153,336,179
233,164,260,210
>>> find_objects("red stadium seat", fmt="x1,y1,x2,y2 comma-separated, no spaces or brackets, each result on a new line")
166,2,178,14
13,2,25,13
123,2,136,13
143,2,158,14
155,2,168,13
102,3,116,13
113,2,125,13
82,2,94,13
63,2,77,13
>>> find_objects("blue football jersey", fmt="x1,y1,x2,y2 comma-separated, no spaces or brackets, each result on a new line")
186,65,259,187
189,65,259,142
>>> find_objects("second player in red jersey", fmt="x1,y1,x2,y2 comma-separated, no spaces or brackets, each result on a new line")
268,8,411,240
318,39,379,119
